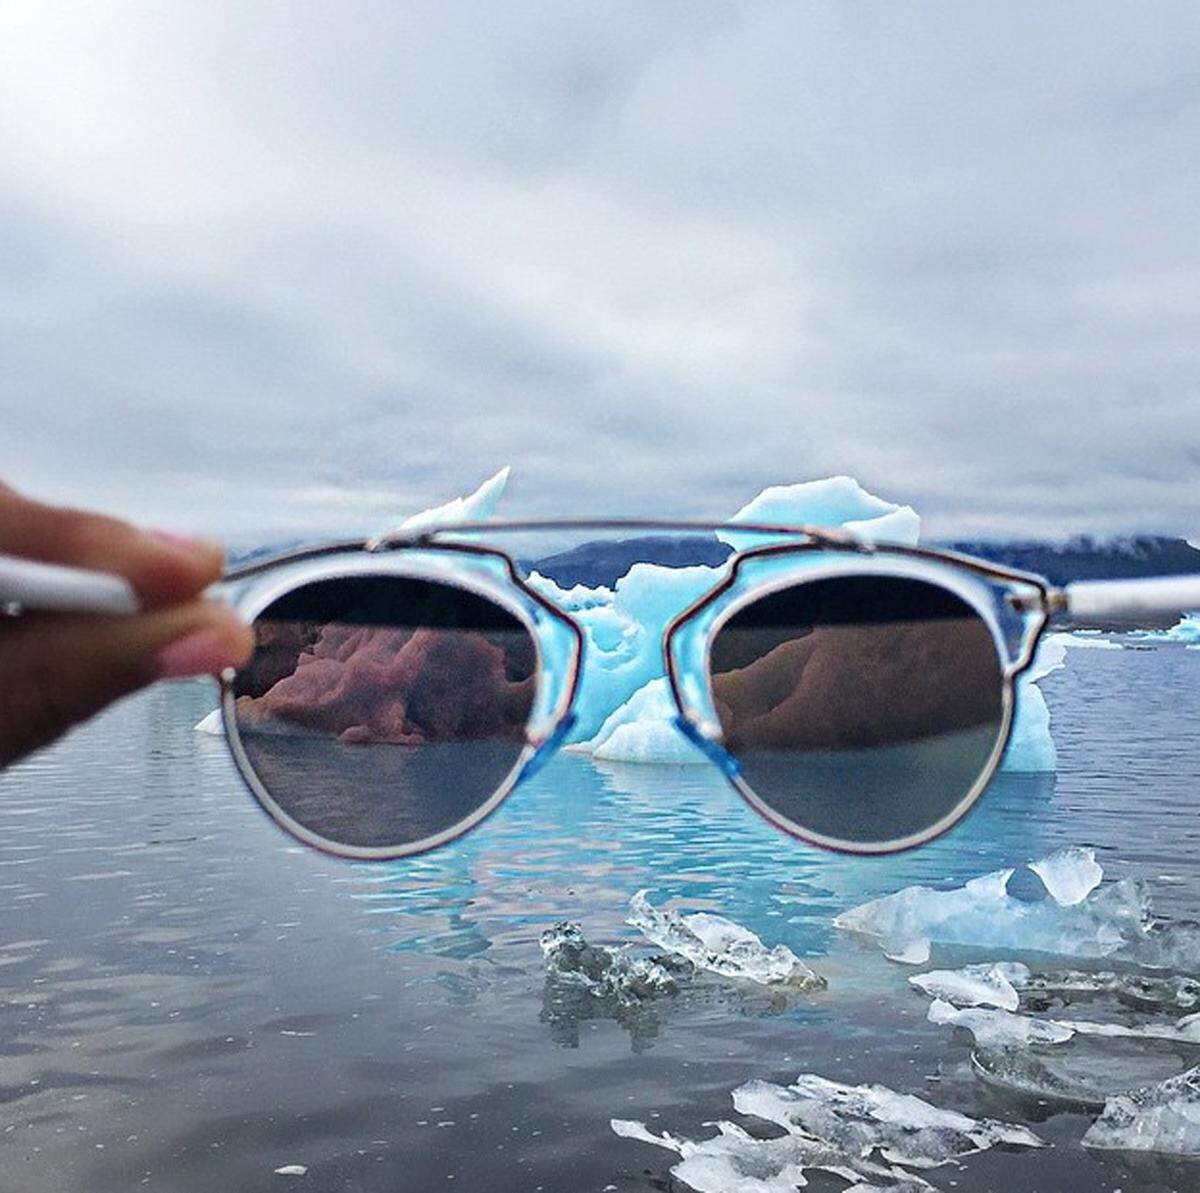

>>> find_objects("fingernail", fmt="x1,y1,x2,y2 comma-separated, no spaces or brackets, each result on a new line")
154,628,244,680
149,529,225,558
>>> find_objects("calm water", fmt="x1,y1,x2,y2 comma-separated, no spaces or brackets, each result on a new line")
0,642,1197,1191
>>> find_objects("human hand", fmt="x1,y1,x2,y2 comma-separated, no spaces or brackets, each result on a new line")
0,481,253,768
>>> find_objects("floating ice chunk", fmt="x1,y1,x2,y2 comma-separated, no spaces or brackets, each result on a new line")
613,1116,916,1193
717,475,921,552
381,466,510,536
909,963,1028,1011
1021,970,1200,1011
927,999,1076,1048
580,678,707,765
1083,1066,1200,1155
735,1073,1042,1167
525,571,613,610
274,1165,308,1176
1030,846,1104,906
613,1071,1040,1193
196,709,222,735
1044,631,1123,651
835,847,1160,965
628,891,825,990
1135,613,1200,646
539,922,679,1003
884,938,931,966
1002,636,1067,772
928,993,1200,1047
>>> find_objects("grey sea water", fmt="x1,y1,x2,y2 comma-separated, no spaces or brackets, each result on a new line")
0,641,1197,1191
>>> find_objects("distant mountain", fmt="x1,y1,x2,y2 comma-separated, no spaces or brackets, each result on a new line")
942,535,1200,586
230,532,1200,616
528,535,731,589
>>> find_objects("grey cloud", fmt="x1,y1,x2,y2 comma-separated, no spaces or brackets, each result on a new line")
0,2,1197,542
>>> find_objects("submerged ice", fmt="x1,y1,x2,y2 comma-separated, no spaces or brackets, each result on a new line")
613,1071,1041,1192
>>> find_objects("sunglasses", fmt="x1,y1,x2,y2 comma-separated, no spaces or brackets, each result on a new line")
202,519,1200,861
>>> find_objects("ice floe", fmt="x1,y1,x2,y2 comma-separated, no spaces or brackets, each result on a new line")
909,962,1026,1011
1136,612,1200,646
613,1071,1042,1192
1083,1066,1200,1156
1044,630,1123,651
834,846,1173,968
628,890,825,990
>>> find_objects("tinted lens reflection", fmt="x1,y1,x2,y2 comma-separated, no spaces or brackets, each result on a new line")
709,574,1005,847
232,576,536,852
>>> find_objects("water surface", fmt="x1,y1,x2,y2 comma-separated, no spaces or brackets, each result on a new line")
0,643,1197,1191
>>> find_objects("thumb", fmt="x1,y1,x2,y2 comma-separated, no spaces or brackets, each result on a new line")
0,600,252,766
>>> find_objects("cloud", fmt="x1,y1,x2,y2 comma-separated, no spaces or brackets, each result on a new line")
0,2,1197,542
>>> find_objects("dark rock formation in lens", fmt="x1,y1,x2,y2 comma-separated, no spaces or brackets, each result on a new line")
236,622,535,746
711,619,1001,752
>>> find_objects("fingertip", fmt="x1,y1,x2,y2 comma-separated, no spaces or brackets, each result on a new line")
133,531,227,606
152,603,254,680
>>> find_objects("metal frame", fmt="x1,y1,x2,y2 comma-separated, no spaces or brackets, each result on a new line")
218,520,1053,860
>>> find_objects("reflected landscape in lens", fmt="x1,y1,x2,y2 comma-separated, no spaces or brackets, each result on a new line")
233,576,536,849
710,575,1006,844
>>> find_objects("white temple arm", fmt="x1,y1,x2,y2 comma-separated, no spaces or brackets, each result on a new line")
1063,574,1200,621
0,553,140,614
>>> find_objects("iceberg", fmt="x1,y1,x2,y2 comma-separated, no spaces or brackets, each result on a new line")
628,891,825,990
1001,635,1066,772
200,469,1063,774
1083,1067,1200,1156
1136,612,1200,646
374,466,510,538
833,846,1169,966
613,1070,1041,1193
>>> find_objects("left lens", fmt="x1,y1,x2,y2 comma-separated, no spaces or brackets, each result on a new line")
708,573,1007,850
229,574,537,855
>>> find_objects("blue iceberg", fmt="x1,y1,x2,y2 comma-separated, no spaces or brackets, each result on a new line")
202,470,1063,773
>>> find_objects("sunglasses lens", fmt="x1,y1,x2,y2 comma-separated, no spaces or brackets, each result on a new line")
230,575,537,854
709,574,1006,849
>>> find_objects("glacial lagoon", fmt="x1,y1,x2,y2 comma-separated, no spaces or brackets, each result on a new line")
0,638,1197,1191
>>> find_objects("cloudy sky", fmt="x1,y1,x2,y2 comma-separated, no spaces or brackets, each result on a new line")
1,2,1197,543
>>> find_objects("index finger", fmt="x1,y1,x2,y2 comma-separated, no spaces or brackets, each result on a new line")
0,482,226,608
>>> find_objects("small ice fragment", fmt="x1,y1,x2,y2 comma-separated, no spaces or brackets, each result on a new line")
909,963,1027,1011
274,1165,308,1176
540,921,679,1003
927,999,1076,1048
1029,846,1104,906
195,709,222,735
1083,1066,1200,1156
1044,631,1123,651
884,937,930,966
628,892,825,990
614,1070,1040,1192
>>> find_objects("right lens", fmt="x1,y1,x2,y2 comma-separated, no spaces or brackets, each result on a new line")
708,572,1007,850
229,574,537,855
